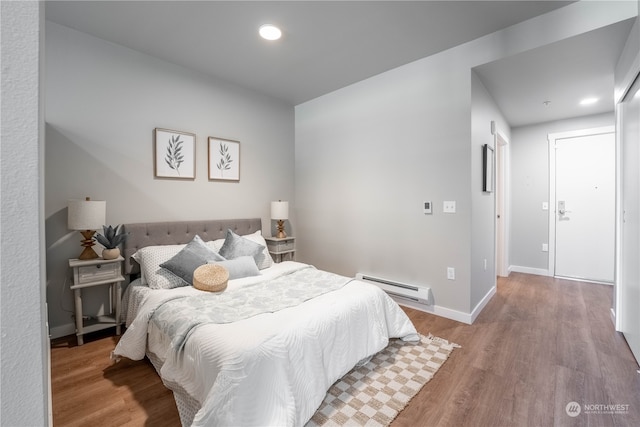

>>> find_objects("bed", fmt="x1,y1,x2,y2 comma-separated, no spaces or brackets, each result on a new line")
112,218,418,426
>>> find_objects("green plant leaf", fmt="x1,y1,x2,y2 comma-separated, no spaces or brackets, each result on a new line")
164,135,185,174
95,224,128,249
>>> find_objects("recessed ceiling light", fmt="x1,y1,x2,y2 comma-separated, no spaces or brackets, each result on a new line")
580,97,599,106
259,24,282,41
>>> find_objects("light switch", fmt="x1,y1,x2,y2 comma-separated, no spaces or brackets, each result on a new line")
423,201,432,214
542,202,549,211
447,267,455,280
443,201,456,213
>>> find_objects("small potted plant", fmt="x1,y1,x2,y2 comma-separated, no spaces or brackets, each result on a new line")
95,224,128,260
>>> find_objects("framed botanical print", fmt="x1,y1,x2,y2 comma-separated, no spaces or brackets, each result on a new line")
208,137,240,181
154,128,196,179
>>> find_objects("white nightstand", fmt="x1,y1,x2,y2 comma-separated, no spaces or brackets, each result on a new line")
265,236,295,263
68,256,125,345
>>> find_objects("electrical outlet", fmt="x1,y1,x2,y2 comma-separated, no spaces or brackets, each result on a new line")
447,267,455,280
443,201,456,213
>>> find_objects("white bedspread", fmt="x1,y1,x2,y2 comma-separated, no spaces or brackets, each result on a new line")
113,262,418,426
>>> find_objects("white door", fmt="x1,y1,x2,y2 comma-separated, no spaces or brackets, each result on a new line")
619,75,640,364
554,131,615,282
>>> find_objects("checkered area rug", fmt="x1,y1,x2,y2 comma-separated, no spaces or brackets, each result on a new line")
306,334,459,427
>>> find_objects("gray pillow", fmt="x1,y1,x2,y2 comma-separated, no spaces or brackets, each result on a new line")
160,235,226,286
209,256,260,280
218,229,265,265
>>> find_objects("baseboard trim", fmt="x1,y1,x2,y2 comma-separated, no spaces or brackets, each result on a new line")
391,285,496,325
470,285,497,323
610,307,617,329
509,265,551,277
393,299,472,324
554,275,613,286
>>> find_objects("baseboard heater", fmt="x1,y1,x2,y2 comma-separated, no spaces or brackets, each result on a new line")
356,273,431,306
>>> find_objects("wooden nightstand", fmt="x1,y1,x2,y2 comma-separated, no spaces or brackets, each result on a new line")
68,256,125,345
265,236,295,263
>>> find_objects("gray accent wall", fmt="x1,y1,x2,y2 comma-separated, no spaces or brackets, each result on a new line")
45,22,294,336
509,113,614,273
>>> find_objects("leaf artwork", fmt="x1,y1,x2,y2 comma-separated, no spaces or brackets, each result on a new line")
165,135,184,176
216,142,233,177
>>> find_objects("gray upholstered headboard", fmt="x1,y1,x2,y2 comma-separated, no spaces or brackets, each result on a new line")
122,218,262,275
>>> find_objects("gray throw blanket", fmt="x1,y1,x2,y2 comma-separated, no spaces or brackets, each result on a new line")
151,266,352,351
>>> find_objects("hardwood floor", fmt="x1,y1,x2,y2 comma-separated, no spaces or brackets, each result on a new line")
51,332,180,427
51,273,640,426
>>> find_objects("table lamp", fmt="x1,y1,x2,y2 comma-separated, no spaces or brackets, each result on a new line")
271,200,289,239
68,197,106,260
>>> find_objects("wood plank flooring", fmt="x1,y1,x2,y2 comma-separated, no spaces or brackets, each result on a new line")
51,273,640,426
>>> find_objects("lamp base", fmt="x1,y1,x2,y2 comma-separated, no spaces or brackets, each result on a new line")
78,230,100,260
276,220,287,239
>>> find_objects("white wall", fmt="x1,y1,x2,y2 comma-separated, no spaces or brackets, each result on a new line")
1,1,49,425
470,71,511,310
45,22,295,336
509,113,614,274
294,1,634,321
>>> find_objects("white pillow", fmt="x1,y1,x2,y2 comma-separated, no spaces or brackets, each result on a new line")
133,237,229,289
207,239,225,252
208,230,273,269
132,243,188,289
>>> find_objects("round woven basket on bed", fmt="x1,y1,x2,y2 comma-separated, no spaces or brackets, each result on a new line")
193,264,229,292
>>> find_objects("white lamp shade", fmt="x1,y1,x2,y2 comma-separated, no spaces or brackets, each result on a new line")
68,199,106,231
271,201,289,220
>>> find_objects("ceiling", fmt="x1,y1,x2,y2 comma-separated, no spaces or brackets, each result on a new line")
474,18,635,127
46,1,635,127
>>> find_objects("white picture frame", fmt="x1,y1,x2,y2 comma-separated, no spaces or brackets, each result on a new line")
208,137,240,181
154,128,196,180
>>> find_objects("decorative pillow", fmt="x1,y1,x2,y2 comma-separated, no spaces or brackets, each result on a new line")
208,256,260,280
132,243,187,289
160,235,226,286
218,229,266,266
211,230,273,269
239,230,274,270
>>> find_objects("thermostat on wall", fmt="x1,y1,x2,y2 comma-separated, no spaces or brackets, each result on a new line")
423,201,432,214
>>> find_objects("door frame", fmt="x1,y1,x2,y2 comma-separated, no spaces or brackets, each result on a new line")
547,125,615,278
493,124,509,277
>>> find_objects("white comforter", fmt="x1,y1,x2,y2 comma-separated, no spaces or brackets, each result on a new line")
113,262,418,426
